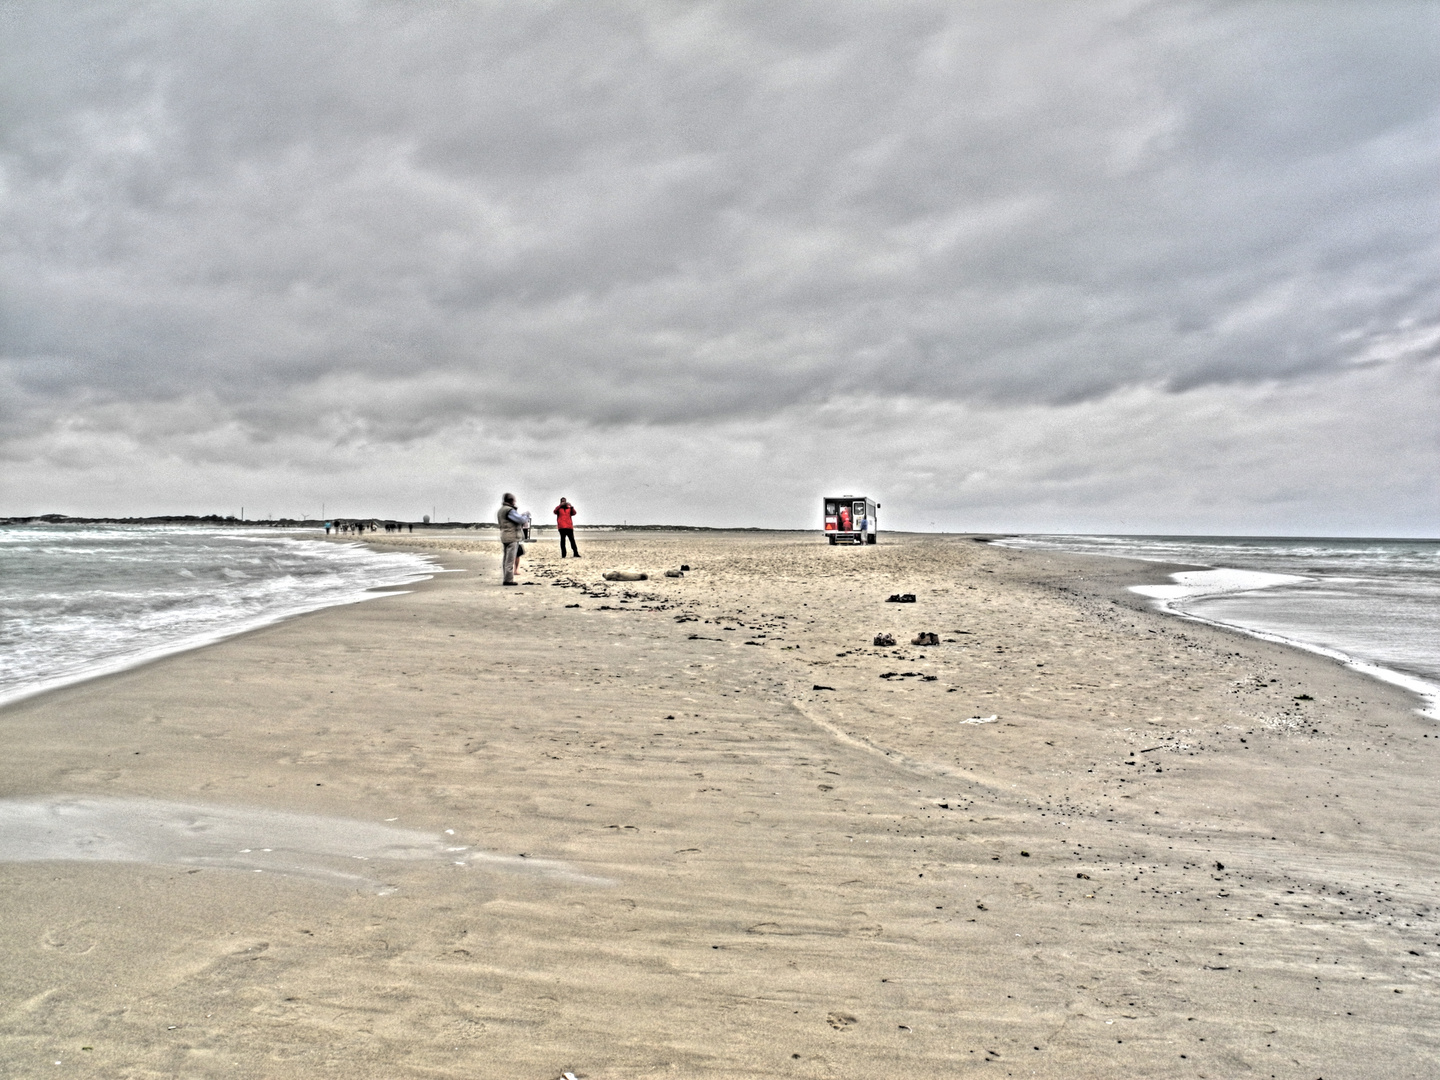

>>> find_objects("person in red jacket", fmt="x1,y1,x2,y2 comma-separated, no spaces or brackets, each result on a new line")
554,498,580,558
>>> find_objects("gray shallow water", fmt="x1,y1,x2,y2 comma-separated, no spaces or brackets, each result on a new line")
0,797,607,891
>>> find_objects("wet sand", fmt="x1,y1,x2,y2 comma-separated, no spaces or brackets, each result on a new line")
1,530,1436,1078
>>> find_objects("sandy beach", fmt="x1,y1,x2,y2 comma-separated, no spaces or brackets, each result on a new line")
1,530,1436,1079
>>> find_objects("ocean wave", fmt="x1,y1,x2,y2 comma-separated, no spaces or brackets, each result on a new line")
0,526,439,707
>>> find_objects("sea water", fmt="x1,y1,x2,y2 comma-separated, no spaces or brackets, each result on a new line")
0,525,438,707
996,535,1440,718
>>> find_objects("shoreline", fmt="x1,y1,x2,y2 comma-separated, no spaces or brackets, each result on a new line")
0,529,440,711
994,535,1440,722
7,524,1432,724
2,532,1436,1076
6,526,1435,772
6,525,1432,769
1138,589,1440,721
12,525,1433,720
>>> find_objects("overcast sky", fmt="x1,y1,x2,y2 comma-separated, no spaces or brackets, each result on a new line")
2,1,1436,533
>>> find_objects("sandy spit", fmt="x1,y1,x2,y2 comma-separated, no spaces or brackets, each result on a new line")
1,530,1436,1079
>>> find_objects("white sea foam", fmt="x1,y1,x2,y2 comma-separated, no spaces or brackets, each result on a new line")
1129,568,1308,604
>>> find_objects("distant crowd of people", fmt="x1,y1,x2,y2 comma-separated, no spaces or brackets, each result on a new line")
324,520,413,535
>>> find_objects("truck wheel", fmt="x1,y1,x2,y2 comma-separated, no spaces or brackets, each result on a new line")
828,536,837,545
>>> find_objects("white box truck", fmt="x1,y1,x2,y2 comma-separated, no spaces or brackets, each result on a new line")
823,496,879,544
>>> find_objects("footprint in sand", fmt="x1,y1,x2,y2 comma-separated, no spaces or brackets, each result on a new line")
42,924,98,954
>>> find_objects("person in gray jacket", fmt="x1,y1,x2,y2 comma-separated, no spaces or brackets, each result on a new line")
497,493,530,585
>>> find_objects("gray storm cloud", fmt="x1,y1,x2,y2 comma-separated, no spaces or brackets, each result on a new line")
0,1,1436,529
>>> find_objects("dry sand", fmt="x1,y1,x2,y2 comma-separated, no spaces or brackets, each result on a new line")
1,530,1437,1079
